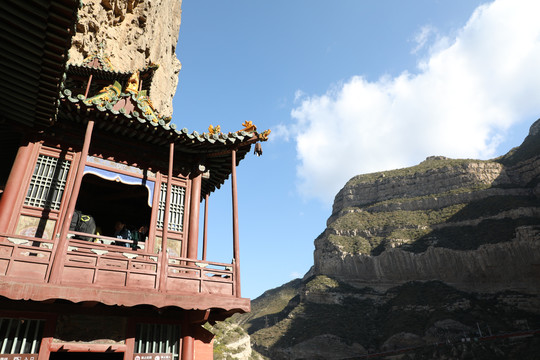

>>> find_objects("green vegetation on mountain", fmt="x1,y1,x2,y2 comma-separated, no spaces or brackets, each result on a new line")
237,278,540,359
346,158,488,186
497,124,540,167
223,120,540,359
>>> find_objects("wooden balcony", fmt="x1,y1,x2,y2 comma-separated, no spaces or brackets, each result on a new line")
0,232,249,313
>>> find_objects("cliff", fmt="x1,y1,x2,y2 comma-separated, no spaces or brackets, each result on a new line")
315,120,540,295
68,0,183,117
233,119,540,359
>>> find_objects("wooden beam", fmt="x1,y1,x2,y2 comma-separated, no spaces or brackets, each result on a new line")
49,343,127,353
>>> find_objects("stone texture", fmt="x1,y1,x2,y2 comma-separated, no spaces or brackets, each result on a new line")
315,231,540,294
381,332,425,351
314,119,540,295
280,334,366,360
238,119,540,360
69,0,182,117
331,161,508,218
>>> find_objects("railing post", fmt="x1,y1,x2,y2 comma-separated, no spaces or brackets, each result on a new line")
49,119,94,283
231,149,241,297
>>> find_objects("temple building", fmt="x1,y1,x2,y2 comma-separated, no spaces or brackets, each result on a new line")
0,1,269,359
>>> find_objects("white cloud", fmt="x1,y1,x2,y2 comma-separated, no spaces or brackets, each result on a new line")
290,0,540,204
411,25,436,54
290,271,302,279
294,89,306,102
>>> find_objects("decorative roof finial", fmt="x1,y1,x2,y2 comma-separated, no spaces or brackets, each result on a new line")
81,42,114,71
98,41,106,57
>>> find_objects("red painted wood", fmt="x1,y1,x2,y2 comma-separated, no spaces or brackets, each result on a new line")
49,343,127,353
37,313,57,360
231,150,241,298
0,278,250,312
49,119,95,284
187,174,201,260
194,339,213,360
0,141,34,233
181,315,194,360
84,74,93,98
159,143,174,291
202,194,208,261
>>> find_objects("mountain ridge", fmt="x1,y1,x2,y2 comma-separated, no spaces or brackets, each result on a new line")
227,119,540,359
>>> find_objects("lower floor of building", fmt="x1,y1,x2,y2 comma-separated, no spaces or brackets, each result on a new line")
0,298,215,360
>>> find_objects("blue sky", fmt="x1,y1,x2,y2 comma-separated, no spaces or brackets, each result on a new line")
172,0,540,299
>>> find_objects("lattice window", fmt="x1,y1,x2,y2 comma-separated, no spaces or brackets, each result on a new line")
0,318,44,355
157,183,186,232
134,323,180,360
25,154,71,210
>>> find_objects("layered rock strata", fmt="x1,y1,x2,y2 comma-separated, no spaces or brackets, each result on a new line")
314,120,540,294
234,119,540,359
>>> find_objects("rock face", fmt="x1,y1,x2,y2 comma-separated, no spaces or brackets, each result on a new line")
315,120,540,295
209,321,264,360
69,0,182,117
235,119,540,359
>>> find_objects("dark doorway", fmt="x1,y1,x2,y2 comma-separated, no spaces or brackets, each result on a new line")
49,352,124,360
76,173,152,238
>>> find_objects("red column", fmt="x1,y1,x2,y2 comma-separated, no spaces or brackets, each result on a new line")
202,194,209,261
187,173,202,260
84,74,93,98
231,150,241,297
37,312,57,360
159,142,174,291
0,141,34,233
181,314,194,360
49,119,94,283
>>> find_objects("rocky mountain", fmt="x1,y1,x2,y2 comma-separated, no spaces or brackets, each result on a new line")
228,119,540,359
68,0,183,117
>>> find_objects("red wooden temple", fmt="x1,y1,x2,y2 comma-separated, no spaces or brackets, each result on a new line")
0,2,269,359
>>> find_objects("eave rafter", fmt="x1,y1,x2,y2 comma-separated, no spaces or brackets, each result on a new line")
59,82,270,198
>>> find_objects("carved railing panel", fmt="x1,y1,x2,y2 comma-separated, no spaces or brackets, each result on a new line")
0,234,237,298
0,235,54,281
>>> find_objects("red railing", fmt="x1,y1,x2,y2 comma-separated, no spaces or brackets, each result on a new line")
0,232,235,297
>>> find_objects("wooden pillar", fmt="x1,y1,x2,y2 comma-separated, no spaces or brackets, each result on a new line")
231,149,241,297
37,314,57,360
202,194,209,261
187,172,202,260
147,171,162,256
181,314,194,360
124,321,136,360
159,142,174,291
49,119,94,283
84,74,93,98
0,140,34,233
